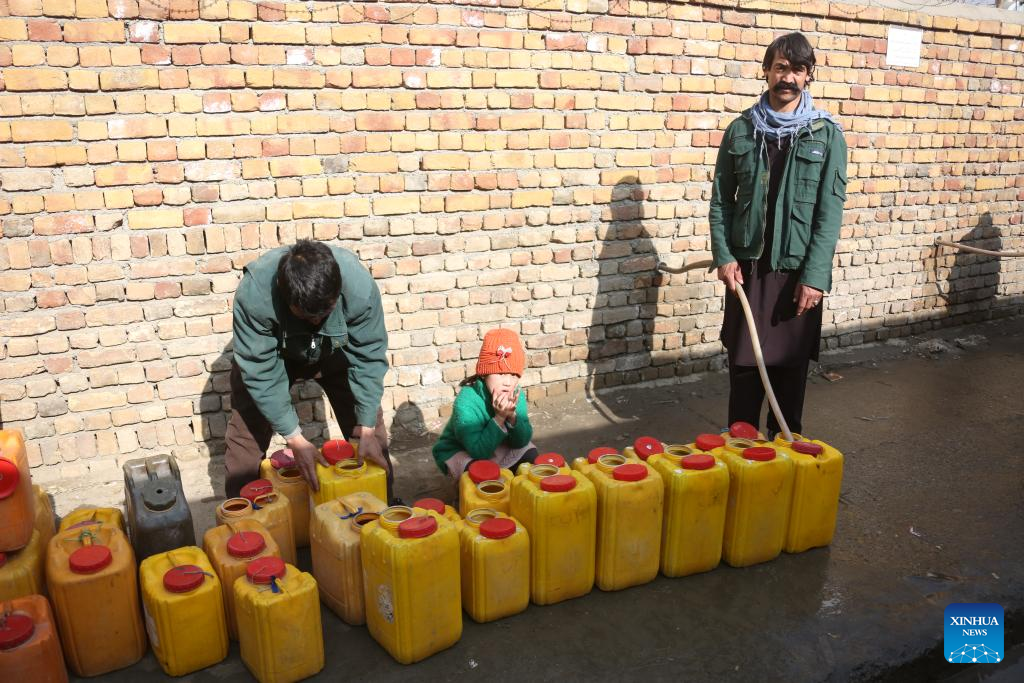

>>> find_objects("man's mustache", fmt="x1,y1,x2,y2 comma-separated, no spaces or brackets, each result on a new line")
773,82,800,93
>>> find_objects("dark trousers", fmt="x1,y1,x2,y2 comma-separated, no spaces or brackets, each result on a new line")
223,354,393,500
728,361,810,437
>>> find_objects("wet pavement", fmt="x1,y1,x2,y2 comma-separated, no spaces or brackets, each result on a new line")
74,317,1024,682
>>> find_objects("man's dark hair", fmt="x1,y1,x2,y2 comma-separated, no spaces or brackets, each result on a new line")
762,33,816,83
277,239,341,318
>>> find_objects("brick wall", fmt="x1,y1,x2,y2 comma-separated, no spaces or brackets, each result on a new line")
1,0,1023,496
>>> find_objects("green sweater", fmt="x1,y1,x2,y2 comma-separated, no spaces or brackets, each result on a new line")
232,245,388,438
432,379,533,471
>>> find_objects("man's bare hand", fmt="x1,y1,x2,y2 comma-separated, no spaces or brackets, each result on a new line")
717,262,744,293
793,283,823,316
354,425,389,470
286,434,326,492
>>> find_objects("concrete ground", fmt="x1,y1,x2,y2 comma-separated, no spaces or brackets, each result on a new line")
72,317,1024,682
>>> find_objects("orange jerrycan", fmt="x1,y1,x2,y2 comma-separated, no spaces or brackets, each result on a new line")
0,594,68,683
413,497,461,524
456,508,529,624
773,435,844,553
459,460,514,516
32,486,55,547
647,449,730,577
59,507,126,533
312,439,388,506
233,480,297,565
577,454,663,591
235,557,324,683
362,506,462,664
720,445,794,567
0,528,46,601
203,520,281,640
623,436,664,462
510,464,596,605
0,429,35,552
139,547,229,676
46,524,146,676
259,449,310,547
309,492,387,625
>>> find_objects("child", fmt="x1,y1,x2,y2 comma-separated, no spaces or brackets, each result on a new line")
432,328,537,478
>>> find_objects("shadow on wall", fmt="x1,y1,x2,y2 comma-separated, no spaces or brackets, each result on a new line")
585,176,665,422
930,211,1002,320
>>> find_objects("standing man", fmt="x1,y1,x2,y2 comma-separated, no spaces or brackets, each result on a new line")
225,239,392,499
709,33,848,437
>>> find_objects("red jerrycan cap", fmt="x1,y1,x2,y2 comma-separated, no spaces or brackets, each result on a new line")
681,454,716,470
398,515,438,539
587,447,618,464
729,422,760,439
632,436,663,461
0,457,20,499
164,564,205,593
69,545,113,574
468,460,500,484
247,556,287,585
413,498,446,515
540,474,576,493
743,447,776,462
239,479,274,503
695,434,726,451
613,463,648,481
0,613,35,651
535,453,565,467
480,517,516,540
792,441,824,456
268,449,295,469
322,439,355,465
227,531,267,559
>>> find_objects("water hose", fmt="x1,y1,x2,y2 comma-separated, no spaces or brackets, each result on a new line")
657,257,794,443
934,238,1024,258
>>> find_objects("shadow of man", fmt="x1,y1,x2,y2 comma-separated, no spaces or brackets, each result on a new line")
585,176,663,422
933,212,1001,324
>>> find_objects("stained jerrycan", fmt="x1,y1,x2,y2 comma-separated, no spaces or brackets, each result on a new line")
139,547,229,676
59,507,126,533
0,528,46,601
773,435,844,553
46,524,146,676
234,557,324,683
719,444,795,567
312,439,388,507
413,497,461,524
510,464,596,605
577,454,663,591
202,519,281,640
456,507,529,623
647,448,730,577
32,486,55,547
258,449,310,547
0,594,68,683
309,492,386,625
361,506,461,664
0,429,35,552
223,481,296,566
622,436,664,462
458,460,514,516
516,452,570,476
123,454,196,562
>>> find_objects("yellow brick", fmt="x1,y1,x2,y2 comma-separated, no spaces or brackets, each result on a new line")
164,22,220,43
127,208,184,229
332,25,382,44
63,21,125,43
292,200,344,219
104,188,134,209
628,115,663,130
12,120,74,142
616,151,652,166
344,198,369,216
374,195,420,216
4,68,68,91
75,0,108,18
276,114,329,134
68,70,100,91
94,163,153,187
253,23,307,44
495,71,538,88
12,44,46,66
445,194,489,212
349,155,399,173
512,190,553,208
99,69,159,91
195,117,250,136
0,19,28,41
421,153,470,171
269,157,323,177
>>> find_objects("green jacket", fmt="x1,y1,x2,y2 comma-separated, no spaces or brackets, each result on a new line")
432,379,533,471
709,108,848,292
232,245,388,438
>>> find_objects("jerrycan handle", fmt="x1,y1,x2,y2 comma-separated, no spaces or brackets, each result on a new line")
77,529,96,546
339,500,364,520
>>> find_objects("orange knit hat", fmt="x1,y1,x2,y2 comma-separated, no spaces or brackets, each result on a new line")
476,328,525,377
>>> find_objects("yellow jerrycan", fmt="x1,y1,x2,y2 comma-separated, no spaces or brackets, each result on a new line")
258,449,310,547
456,508,530,624
312,439,388,507
773,435,844,553
203,519,281,640
45,524,147,676
232,480,297,566
510,464,596,605
234,556,324,683
647,449,730,577
59,507,125,534
723,421,764,441
0,593,69,683
720,445,795,567
0,528,46,601
458,460,514,516
622,436,664,462
32,486,55,546
516,452,570,476
361,506,462,664
413,497,461,524
309,492,387,625
577,454,663,591
0,429,35,552
139,546,229,676
680,433,728,459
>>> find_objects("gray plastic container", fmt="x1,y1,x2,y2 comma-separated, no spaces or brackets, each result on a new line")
123,454,195,561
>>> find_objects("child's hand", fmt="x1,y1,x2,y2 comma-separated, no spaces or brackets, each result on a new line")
492,392,515,423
